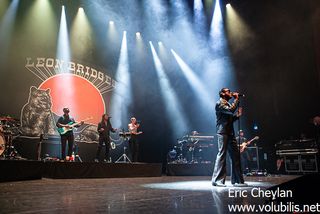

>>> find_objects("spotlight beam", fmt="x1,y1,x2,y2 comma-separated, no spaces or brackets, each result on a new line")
171,49,212,109
56,5,71,73
110,31,131,128
0,0,19,64
149,41,188,137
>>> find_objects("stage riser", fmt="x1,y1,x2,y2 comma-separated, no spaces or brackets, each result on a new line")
0,160,162,182
166,163,214,176
0,160,43,182
43,162,162,179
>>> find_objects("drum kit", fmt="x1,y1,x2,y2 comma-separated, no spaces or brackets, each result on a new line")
167,131,215,164
0,116,22,159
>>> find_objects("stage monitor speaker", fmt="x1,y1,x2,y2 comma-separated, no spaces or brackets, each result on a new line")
300,154,318,172
284,154,318,173
284,155,300,172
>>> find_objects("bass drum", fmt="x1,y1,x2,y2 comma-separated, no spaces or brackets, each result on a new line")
0,133,6,156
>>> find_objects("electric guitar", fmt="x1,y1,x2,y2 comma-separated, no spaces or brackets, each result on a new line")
58,117,93,135
240,136,259,153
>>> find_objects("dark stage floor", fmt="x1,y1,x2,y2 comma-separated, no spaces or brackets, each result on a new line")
0,175,300,214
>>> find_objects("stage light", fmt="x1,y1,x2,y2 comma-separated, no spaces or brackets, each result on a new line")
107,20,117,43
70,4,93,60
226,2,254,51
0,0,19,64
158,41,162,46
135,31,145,58
110,31,131,128
56,5,71,73
210,0,223,46
226,3,231,8
149,41,188,138
193,0,207,35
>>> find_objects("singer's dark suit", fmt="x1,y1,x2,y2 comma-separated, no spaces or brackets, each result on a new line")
212,98,244,185
96,119,116,161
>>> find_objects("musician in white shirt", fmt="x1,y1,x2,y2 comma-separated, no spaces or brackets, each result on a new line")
128,117,142,162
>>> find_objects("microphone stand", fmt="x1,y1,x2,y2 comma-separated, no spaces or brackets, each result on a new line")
237,98,243,174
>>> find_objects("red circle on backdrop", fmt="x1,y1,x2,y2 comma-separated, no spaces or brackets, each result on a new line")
39,73,105,125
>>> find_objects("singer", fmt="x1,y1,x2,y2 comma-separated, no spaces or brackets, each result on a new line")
211,88,247,187
94,113,117,163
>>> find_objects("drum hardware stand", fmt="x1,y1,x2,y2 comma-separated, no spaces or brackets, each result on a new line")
115,146,131,163
189,140,200,163
37,134,44,161
4,131,22,159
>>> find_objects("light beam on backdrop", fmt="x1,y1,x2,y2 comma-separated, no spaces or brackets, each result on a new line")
158,41,171,65
0,0,19,64
207,0,247,133
205,0,236,92
226,4,254,52
193,0,207,35
135,31,145,59
169,0,200,58
17,0,57,82
143,0,168,32
54,5,75,112
210,0,224,52
17,0,57,58
56,5,71,73
110,31,131,128
171,49,212,111
0,0,10,17
70,7,93,60
107,20,117,40
149,41,188,137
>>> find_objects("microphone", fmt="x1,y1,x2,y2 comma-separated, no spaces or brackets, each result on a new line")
232,92,245,97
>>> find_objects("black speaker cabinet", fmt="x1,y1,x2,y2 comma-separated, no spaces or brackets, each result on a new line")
284,154,318,173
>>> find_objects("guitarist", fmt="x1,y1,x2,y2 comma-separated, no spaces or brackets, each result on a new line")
128,117,142,162
56,108,84,160
236,130,251,174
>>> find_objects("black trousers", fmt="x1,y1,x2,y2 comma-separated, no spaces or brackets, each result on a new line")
129,136,139,162
241,150,251,173
61,132,74,160
96,137,111,160
211,134,244,184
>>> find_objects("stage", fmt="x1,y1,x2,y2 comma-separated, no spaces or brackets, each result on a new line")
1,159,319,213
0,160,163,182
1,174,317,213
